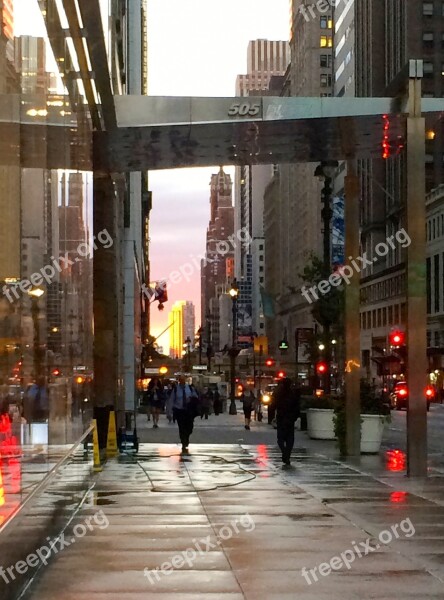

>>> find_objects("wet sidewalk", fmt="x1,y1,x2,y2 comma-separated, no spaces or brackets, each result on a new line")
18,442,444,600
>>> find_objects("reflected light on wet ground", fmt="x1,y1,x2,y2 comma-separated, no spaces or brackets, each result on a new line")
390,490,408,503
386,449,406,472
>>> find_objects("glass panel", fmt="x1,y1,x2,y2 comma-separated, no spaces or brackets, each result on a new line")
0,0,94,514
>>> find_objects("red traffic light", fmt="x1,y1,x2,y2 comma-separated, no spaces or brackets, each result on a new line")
265,358,274,367
425,386,435,398
316,362,327,375
277,370,286,379
389,330,405,346
52,368,61,377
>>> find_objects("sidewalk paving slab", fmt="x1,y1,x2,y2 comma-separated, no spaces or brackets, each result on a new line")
19,442,444,599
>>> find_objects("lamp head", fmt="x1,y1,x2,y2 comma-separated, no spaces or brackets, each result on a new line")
28,287,45,298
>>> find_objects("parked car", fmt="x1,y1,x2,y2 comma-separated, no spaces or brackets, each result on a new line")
390,381,431,411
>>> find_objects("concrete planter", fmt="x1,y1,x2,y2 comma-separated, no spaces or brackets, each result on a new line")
360,414,386,454
307,408,335,440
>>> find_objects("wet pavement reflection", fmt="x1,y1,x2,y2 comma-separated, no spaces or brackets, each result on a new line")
17,442,444,600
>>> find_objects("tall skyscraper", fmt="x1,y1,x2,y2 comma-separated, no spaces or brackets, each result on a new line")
263,2,333,363
169,301,195,359
334,0,444,376
236,39,290,96
234,40,290,338
201,168,234,350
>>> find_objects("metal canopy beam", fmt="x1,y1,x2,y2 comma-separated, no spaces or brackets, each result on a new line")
92,95,443,171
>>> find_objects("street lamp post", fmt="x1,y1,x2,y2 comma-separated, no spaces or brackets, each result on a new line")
197,327,203,365
183,336,192,372
228,280,239,415
314,160,338,394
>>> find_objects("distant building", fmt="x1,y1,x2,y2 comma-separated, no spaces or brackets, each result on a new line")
201,168,234,350
235,39,290,339
169,301,195,359
263,1,333,367
426,185,444,362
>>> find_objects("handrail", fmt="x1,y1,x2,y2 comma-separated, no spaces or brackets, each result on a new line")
0,422,95,536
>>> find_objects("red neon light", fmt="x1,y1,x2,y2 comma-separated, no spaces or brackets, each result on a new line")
382,115,391,159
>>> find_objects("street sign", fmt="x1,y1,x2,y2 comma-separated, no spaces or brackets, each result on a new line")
144,368,160,375
192,365,207,371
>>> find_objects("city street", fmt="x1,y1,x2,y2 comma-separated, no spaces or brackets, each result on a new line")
138,402,444,470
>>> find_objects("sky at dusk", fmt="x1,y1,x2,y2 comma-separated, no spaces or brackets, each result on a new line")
148,0,289,350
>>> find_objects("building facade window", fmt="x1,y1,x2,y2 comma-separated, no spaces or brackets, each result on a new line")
423,2,434,16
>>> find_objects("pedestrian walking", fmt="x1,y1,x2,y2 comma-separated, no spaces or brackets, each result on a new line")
165,380,175,423
274,378,300,466
213,388,222,415
147,378,165,428
200,387,211,420
241,391,255,430
171,375,199,453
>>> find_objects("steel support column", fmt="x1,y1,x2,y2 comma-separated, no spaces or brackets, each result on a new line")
92,160,120,448
344,160,361,457
406,62,428,477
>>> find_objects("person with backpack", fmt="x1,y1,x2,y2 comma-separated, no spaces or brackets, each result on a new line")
171,375,199,453
274,377,301,466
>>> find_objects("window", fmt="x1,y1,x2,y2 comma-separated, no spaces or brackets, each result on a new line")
320,35,332,48
423,2,434,16
320,74,332,87
434,254,440,312
259,277,264,284
320,16,332,29
259,244,264,251
423,31,434,48
423,61,434,76
320,54,332,68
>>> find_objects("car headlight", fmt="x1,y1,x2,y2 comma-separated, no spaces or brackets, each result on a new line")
262,394,271,404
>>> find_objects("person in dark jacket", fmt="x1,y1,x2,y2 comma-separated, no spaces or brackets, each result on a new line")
241,391,255,430
274,378,301,466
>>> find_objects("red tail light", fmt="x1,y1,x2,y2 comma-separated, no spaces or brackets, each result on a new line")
398,388,408,397
425,387,434,398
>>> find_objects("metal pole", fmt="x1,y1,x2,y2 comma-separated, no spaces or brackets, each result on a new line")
344,160,361,457
31,298,41,380
258,345,263,395
322,176,333,393
406,60,427,477
229,296,238,414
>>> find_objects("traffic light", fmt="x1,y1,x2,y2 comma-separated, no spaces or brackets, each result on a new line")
265,358,274,367
277,370,286,379
75,376,85,384
279,339,289,351
316,361,327,375
389,330,405,347
52,368,61,377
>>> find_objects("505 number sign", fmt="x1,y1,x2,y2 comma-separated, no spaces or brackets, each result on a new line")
228,101,261,117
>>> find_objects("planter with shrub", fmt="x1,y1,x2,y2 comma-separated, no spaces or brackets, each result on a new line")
333,380,391,455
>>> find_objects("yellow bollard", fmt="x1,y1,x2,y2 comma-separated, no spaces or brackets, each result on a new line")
106,411,118,458
92,419,102,472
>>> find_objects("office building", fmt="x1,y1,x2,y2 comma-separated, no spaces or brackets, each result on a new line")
201,168,234,350
234,40,289,339
169,301,196,360
263,1,333,365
